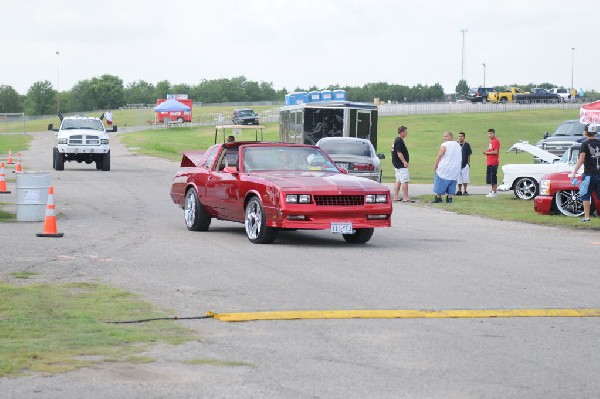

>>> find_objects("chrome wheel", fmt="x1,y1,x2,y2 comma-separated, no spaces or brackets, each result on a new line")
184,188,211,231
184,190,196,228
555,190,583,217
514,177,538,200
245,197,277,244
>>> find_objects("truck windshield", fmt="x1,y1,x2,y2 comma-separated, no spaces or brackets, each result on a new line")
61,119,104,131
553,123,583,137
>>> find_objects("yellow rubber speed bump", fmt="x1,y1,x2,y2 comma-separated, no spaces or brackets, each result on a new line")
206,308,600,322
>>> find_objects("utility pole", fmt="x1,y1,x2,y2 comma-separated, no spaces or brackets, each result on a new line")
56,51,60,113
460,29,468,82
482,63,486,87
571,47,575,91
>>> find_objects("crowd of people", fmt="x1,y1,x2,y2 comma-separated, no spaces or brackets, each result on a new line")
391,125,501,203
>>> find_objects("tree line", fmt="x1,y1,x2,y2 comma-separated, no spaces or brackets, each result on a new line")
2,75,594,116
0,75,450,116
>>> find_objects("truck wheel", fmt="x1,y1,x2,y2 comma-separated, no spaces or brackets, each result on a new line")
55,150,64,171
500,97,508,104
52,147,58,169
96,159,102,169
101,151,110,171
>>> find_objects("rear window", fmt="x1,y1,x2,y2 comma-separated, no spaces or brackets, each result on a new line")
319,141,373,157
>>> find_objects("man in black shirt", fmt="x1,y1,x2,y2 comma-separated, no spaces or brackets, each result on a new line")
391,126,413,202
572,124,600,222
456,132,473,195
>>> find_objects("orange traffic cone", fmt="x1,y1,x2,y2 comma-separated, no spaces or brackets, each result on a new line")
6,150,14,164
14,153,22,174
36,186,64,237
0,162,10,194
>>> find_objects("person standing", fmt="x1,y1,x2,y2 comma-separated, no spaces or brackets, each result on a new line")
483,128,500,197
571,124,600,222
432,131,462,203
105,110,113,126
391,126,413,202
456,132,472,195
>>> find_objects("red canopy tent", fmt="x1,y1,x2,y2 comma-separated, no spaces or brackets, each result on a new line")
580,100,600,125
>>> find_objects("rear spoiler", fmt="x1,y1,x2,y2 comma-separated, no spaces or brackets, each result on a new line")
180,151,206,167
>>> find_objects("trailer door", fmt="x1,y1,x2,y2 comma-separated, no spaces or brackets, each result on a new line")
355,110,372,140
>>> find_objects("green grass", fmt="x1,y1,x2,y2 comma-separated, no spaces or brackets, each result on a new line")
415,194,599,230
120,108,578,184
0,134,32,157
0,282,196,377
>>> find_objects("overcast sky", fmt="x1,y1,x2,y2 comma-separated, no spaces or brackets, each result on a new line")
2,0,598,96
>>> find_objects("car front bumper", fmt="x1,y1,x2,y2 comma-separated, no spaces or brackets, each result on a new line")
533,195,553,214
266,204,392,230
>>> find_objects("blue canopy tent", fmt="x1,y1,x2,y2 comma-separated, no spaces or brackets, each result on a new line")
154,99,191,126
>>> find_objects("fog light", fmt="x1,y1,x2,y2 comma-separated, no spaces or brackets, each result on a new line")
367,215,388,220
287,215,306,220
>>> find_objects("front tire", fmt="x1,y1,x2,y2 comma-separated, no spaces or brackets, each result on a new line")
343,228,374,244
55,150,64,170
514,177,538,200
101,151,110,171
555,190,583,216
52,147,58,169
245,197,277,244
184,188,211,231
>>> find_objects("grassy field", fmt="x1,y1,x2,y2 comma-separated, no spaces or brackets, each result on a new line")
119,108,579,184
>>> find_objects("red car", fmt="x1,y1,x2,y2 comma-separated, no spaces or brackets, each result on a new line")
534,172,599,216
170,142,393,244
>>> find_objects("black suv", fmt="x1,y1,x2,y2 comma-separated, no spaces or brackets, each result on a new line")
467,87,496,103
232,108,259,125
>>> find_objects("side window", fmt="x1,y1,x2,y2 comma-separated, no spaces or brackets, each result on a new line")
217,148,239,171
204,147,219,169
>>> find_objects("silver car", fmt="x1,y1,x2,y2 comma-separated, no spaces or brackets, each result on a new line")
316,137,384,182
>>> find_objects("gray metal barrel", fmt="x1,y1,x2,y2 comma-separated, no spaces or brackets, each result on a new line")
16,172,51,221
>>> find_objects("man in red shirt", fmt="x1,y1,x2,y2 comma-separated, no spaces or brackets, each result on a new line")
483,128,500,197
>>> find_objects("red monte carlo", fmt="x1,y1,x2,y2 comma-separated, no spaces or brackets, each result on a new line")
170,142,393,244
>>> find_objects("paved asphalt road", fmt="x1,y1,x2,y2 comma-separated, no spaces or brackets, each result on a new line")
1,130,600,398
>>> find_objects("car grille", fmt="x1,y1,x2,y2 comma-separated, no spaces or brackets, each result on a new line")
313,195,364,206
68,135,100,145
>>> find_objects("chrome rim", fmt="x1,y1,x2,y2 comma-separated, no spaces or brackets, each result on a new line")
555,190,583,216
184,191,196,227
245,200,261,240
515,178,537,200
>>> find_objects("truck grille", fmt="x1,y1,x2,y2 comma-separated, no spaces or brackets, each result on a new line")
313,195,364,206
68,135,100,145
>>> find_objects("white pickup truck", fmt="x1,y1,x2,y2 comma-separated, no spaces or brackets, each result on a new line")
48,114,117,171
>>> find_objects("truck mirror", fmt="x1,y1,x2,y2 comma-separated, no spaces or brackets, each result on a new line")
543,132,549,139
110,125,118,133
48,123,53,131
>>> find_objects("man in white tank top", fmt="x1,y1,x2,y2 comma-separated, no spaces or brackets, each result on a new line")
432,131,462,204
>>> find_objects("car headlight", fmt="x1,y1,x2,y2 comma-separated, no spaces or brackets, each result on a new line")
539,179,551,195
366,194,388,203
101,139,109,144
58,138,67,144
286,194,311,204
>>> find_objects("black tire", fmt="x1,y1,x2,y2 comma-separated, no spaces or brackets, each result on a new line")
245,196,277,244
101,151,110,171
184,188,211,231
500,97,508,104
555,190,583,217
96,160,102,170
52,147,57,169
513,177,539,200
343,228,374,244
177,117,184,124
55,150,64,170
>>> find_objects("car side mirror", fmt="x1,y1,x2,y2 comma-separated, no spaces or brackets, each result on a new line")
223,166,238,174
377,153,385,159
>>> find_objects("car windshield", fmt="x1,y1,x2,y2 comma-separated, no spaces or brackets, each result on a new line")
319,141,373,157
558,147,580,164
237,110,254,117
243,146,338,172
553,122,583,137
61,119,104,131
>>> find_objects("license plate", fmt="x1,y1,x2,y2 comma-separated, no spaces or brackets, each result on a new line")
331,222,353,234
336,163,349,170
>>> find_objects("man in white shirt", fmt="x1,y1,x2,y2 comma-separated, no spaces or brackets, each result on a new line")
432,131,462,204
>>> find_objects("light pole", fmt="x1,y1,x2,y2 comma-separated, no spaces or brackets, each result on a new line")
56,51,60,113
460,29,468,82
482,63,486,87
571,47,575,92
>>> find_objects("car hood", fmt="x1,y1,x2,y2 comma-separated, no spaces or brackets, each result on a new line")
506,142,559,163
250,171,387,192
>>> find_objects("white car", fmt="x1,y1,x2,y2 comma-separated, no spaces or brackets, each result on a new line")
498,142,582,200
316,137,384,182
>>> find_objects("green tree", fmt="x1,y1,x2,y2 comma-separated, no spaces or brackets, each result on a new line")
124,80,155,104
90,74,125,109
69,79,95,112
455,80,469,98
0,85,23,113
24,81,56,116
154,81,171,99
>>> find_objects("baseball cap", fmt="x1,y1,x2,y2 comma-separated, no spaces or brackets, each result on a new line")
585,124,597,134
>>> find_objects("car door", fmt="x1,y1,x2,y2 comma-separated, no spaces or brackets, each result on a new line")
204,147,243,221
